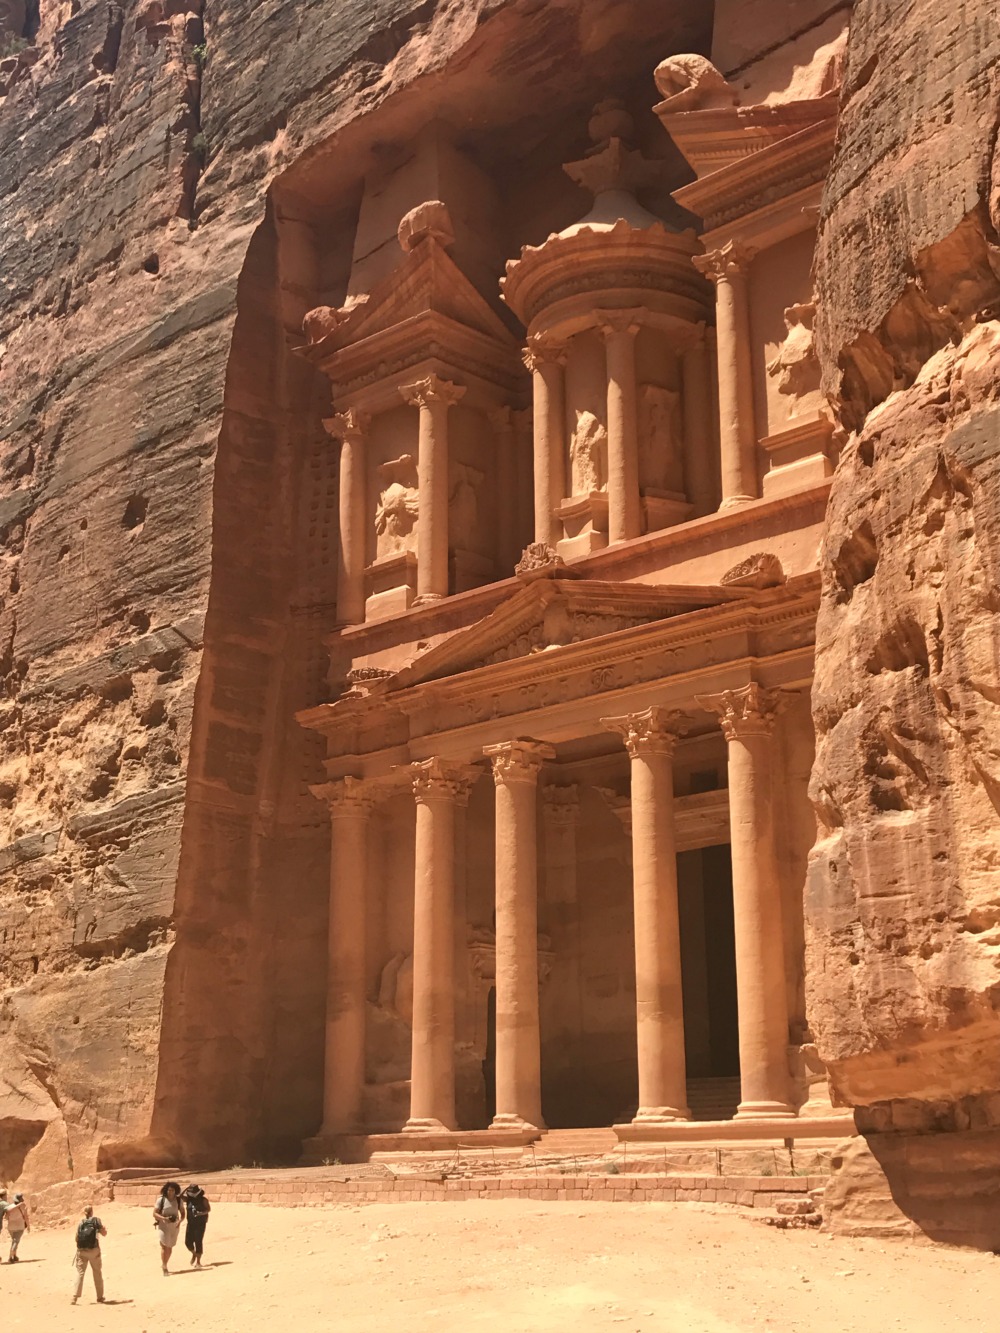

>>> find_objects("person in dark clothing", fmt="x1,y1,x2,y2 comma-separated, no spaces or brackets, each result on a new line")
180,1184,211,1266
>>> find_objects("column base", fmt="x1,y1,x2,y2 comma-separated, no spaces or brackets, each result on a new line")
718,494,755,511
632,1105,691,1125
490,1113,545,1134
403,1116,455,1134
735,1101,797,1120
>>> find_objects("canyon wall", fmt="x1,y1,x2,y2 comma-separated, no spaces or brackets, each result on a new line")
808,0,1000,1248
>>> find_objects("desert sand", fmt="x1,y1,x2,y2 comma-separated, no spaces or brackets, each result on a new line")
0,1199,995,1332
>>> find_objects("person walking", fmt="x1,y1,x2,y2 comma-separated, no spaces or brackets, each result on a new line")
180,1184,211,1267
153,1181,185,1275
6,1192,29,1261
71,1205,106,1304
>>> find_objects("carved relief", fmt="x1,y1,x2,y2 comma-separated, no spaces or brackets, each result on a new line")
638,384,684,493
515,543,565,576
720,553,786,590
653,54,740,112
449,462,483,550
569,409,608,496
767,300,825,417
374,454,419,560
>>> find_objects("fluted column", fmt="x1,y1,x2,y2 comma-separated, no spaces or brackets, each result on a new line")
314,777,375,1135
681,327,715,516
489,405,519,575
603,708,689,1123
484,738,555,1132
696,683,794,1118
324,410,370,626
523,337,567,547
400,375,466,602
405,759,476,1133
693,242,757,508
600,311,643,543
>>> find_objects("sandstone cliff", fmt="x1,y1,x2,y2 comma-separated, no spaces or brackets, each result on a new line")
808,0,1000,1248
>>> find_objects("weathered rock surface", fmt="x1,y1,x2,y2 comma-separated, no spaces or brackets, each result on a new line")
808,0,1000,1246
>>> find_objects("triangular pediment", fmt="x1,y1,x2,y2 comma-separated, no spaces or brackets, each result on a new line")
335,238,516,350
391,578,746,688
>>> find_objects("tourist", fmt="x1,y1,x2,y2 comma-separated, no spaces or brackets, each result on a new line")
152,1180,185,1275
180,1183,211,1266
71,1205,106,1304
5,1192,29,1261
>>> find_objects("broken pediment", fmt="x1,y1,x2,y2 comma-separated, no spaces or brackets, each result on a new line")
300,234,517,369
390,578,746,688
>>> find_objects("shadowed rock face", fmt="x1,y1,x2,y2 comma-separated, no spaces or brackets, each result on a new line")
0,0,711,1183
809,0,1000,1249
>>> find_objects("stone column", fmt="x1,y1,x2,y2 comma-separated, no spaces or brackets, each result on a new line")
693,242,757,509
696,683,794,1118
324,410,370,626
314,777,375,1135
681,327,715,516
523,337,567,547
542,786,583,1091
400,374,466,602
405,759,476,1133
489,405,519,575
484,738,555,1132
600,312,643,543
512,407,535,545
603,708,689,1123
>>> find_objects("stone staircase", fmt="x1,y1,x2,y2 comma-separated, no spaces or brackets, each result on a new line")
686,1077,741,1122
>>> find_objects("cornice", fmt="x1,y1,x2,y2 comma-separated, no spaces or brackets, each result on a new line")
673,117,836,233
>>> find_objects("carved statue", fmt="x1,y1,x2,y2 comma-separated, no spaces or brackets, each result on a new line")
638,384,684,492
302,293,369,343
653,54,740,112
767,300,824,417
449,462,483,550
569,409,608,495
374,454,419,560
397,199,456,253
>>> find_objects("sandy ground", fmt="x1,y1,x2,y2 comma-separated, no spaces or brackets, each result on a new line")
0,1199,996,1332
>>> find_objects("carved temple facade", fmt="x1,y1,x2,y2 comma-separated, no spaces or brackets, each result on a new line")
295,14,855,1153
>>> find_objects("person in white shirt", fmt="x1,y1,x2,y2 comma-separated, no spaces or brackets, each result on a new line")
5,1193,29,1261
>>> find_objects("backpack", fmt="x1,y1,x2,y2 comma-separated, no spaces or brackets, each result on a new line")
76,1216,100,1249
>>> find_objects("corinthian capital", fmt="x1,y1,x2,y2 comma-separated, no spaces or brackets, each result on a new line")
310,775,377,817
322,409,370,443
696,682,781,740
601,705,683,758
399,375,466,410
692,240,754,284
410,757,478,805
597,308,646,340
484,739,555,786
522,335,567,375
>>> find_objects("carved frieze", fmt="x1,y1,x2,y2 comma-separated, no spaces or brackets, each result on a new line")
720,553,786,590
515,543,565,577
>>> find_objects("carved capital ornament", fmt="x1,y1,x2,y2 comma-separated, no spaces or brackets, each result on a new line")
697,682,781,741
484,739,555,786
602,705,684,758
311,775,377,817
692,240,754,285
322,409,370,443
409,757,478,806
399,374,466,410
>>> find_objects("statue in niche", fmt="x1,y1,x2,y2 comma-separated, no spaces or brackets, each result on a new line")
638,384,684,493
374,454,419,560
569,410,607,496
767,300,825,418
449,462,483,550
